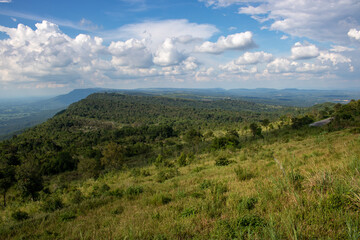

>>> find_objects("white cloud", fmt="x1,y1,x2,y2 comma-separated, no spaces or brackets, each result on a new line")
199,0,259,8
318,52,351,66
280,35,288,40
153,38,185,66
291,42,319,60
348,28,360,41
206,0,360,43
0,0,11,3
295,63,329,73
102,19,218,50
330,45,355,53
266,58,296,73
195,31,255,54
109,39,153,68
234,51,273,65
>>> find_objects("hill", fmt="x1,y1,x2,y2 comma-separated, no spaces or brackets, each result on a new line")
0,94,360,239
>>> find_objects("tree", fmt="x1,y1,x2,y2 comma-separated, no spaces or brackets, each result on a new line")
261,119,270,129
16,161,43,200
0,163,15,206
249,123,262,138
101,142,125,170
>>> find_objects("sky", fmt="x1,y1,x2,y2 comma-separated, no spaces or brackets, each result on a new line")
0,0,360,97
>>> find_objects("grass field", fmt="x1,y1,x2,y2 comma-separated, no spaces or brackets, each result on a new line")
1,126,359,239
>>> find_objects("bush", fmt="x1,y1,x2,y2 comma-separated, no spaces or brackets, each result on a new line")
41,196,64,212
156,168,179,183
234,166,254,181
177,153,187,167
215,156,230,166
125,186,144,199
11,210,29,221
70,190,84,204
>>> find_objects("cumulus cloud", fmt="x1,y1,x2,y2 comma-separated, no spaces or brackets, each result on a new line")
102,19,218,50
234,51,273,65
0,0,12,3
206,0,360,43
195,31,255,54
153,38,185,66
318,52,351,66
348,28,360,41
291,42,319,60
266,58,296,73
0,20,204,90
109,39,153,68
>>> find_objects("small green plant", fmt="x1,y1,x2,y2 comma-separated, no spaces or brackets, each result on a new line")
177,152,187,167
199,179,212,190
234,166,254,181
109,188,124,198
125,186,143,199
11,210,29,221
150,193,172,206
215,156,230,166
180,207,197,217
111,206,125,215
237,214,265,228
238,197,258,211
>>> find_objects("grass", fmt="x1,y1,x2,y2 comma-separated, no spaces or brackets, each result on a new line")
1,128,360,239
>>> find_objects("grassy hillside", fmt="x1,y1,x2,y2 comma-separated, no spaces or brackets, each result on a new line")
0,94,359,239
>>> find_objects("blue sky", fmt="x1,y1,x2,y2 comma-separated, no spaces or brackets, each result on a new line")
0,0,360,97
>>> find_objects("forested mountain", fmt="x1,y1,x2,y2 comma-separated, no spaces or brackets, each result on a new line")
0,93,360,239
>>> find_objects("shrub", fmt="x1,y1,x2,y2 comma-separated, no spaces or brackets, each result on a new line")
11,210,29,221
234,166,254,181
109,188,124,198
156,168,179,183
41,196,64,212
70,189,84,204
215,156,230,166
125,186,143,199
177,153,187,167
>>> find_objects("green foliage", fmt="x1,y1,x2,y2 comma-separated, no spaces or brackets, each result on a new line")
41,196,64,212
291,115,314,129
0,162,15,206
215,156,230,166
150,193,172,206
156,168,179,183
234,166,254,181
111,205,125,215
16,161,43,200
70,189,84,204
180,207,197,217
59,211,76,221
11,210,29,221
125,186,143,199
238,197,258,211
250,123,263,138
101,142,125,170
177,152,187,167
42,151,77,175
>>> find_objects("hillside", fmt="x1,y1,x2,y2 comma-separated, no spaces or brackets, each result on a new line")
0,94,359,239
